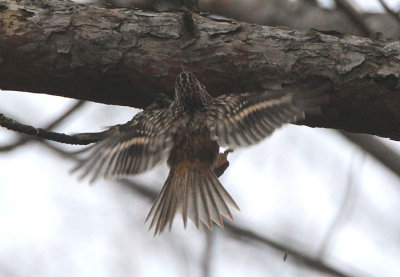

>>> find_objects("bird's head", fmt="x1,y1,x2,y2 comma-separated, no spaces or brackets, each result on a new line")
174,71,211,107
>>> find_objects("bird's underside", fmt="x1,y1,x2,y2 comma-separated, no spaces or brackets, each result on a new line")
72,71,326,235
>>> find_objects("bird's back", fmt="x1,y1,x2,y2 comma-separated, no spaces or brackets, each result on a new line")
167,109,219,169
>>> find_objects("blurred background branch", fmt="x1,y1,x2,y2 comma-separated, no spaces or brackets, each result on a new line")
36,139,357,277
1,0,400,276
333,0,373,35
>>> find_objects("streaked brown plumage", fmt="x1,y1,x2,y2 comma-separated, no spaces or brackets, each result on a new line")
73,71,325,235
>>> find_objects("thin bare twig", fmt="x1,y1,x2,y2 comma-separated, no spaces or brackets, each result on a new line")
0,110,96,146
225,222,364,277
0,101,86,151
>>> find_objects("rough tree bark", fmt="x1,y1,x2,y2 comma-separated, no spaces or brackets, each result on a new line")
1,0,400,140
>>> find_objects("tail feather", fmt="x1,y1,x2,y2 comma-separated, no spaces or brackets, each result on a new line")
146,166,239,235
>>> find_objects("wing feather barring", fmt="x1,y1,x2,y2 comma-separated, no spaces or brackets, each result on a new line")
73,71,327,235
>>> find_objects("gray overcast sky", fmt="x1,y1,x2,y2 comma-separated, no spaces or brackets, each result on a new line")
1,1,400,276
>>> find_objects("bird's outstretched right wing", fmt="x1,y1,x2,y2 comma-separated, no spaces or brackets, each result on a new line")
206,91,325,148
72,107,176,183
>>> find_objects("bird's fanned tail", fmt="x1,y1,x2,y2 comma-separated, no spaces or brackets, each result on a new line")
146,163,239,235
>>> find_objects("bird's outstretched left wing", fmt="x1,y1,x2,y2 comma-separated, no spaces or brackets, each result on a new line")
72,107,176,183
206,91,324,148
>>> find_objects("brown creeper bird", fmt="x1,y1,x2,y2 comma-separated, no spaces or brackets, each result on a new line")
73,71,325,235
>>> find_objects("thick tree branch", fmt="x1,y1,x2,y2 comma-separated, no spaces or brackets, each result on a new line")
1,1,400,140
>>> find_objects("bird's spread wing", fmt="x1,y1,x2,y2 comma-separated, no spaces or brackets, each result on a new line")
72,108,176,182
206,91,324,148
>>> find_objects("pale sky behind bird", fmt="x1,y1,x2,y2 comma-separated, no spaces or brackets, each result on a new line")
1,1,400,276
